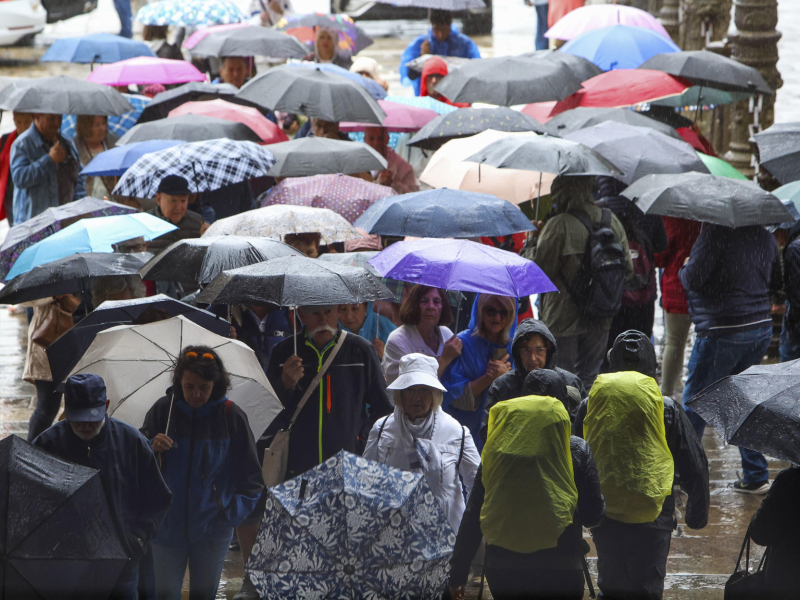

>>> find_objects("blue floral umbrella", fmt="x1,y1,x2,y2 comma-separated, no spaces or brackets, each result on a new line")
247,451,455,599
135,0,246,26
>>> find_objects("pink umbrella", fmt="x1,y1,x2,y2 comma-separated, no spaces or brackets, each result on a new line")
183,22,249,50
260,174,396,223
546,4,671,41
339,100,439,133
87,57,206,86
168,99,289,144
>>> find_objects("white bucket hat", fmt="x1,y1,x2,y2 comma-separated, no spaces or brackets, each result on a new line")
387,353,447,392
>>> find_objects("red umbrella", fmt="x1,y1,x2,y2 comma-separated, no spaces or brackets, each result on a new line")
168,99,289,144
339,100,439,133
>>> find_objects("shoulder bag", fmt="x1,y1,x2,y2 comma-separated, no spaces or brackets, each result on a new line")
724,525,768,599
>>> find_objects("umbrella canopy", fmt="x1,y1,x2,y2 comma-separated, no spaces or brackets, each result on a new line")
135,0,246,26
275,13,372,54
289,62,388,101
465,134,624,178
545,3,671,41
685,360,800,465
113,138,276,198
639,50,772,96
204,204,362,244
0,75,133,116
403,55,473,80
81,139,185,177
520,50,604,83
384,94,458,116
168,99,289,144
259,174,395,223
339,99,439,133
650,85,752,108
86,56,206,87
62,93,151,140
621,172,793,227
318,251,418,304
369,238,557,297
754,122,800,184
70,315,282,438
697,153,747,180
434,56,584,107
377,0,483,8
564,122,707,185
265,137,386,178
236,65,386,125
140,236,303,285
542,106,682,140
136,81,257,123
183,22,249,49
40,33,156,64
0,197,136,280
408,107,544,151
47,294,232,386
355,189,536,238
117,114,262,145
196,256,393,306
247,451,454,599
0,436,129,599
561,25,680,71
0,252,152,305
420,130,555,205
189,24,308,59
6,214,175,280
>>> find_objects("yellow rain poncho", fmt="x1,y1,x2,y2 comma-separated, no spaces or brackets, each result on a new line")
480,395,578,554
584,372,673,524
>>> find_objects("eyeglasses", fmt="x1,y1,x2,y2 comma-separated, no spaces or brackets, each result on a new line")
403,387,432,399
483,306,508,319
185,351,215,361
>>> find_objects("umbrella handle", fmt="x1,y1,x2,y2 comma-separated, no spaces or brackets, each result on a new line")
164,391,174,438
293,306,297,356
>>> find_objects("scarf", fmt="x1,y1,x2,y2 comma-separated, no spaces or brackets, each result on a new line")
394,405,441,473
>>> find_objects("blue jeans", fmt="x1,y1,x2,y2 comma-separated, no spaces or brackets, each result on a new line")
152,527,233,600
535,3,549,50
682,326,771,484
779,308,800,362
114,0,133,38
109,560,139,600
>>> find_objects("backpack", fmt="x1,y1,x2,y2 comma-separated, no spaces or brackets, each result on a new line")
622,239,655,308
566,209,627,319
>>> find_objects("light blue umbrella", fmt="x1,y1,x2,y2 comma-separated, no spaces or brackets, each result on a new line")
7,214,176,280
81,140,185,177
384,94,458,116
135,0,246,26
561,25,680,71
41,33,156,64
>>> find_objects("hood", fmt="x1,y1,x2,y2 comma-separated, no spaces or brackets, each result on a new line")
551,175,595,213
420,56,449,98
608,330,657,378
522,369,569,414
467,293,519,346
511,318,557,371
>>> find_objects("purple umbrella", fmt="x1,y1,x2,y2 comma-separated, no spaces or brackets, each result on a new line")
86,56,206,86
368,238,557,297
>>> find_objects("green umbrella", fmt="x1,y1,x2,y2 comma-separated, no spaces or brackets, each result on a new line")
697,153,747,180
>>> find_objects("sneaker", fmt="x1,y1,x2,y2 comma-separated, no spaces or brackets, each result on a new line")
233,575,259,600
733,479,770,495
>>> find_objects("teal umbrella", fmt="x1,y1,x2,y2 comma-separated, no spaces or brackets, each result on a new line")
697,152,747,180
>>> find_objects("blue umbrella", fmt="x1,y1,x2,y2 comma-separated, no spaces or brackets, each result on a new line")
385,94,458,116
81,140,185,177
289,62,387,100
561,25,680,71
6,214,176,280
247,451,455,599
369,238,557,296
61,94,152,139
41,33,156,64
355,189,536,238
135,0,246,26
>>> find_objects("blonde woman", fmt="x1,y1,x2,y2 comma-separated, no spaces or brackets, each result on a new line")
312,26,351,69
440,294,518,451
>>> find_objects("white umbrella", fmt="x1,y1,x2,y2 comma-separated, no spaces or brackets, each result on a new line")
69,315,282,439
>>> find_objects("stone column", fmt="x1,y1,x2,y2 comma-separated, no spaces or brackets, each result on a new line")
723,0,782,178
678,0,732,50
658,0,680,43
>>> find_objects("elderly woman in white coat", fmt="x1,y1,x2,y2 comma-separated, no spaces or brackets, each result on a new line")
364,354,481,535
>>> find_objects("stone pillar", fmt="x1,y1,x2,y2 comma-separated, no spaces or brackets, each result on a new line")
678,0,732,51
658,0,680,43
723,0,782,178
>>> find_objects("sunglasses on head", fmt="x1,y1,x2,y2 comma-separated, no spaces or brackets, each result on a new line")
484,306,508,319
185,351,215,361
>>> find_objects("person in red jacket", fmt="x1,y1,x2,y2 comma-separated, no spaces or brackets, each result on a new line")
419,57,469,107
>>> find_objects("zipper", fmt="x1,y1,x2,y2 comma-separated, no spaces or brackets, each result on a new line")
326,375,331,414
184,410,196,545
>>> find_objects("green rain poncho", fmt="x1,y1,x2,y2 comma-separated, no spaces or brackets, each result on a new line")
481,395,578,554
584,372,673,524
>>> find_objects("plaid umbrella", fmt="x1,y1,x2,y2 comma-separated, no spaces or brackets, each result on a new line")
61,94,150,139
135,0,245,26
275,13,372,54
113,138,276,198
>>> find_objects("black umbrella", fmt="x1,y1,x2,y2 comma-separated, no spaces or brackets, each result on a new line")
639,50,772,96
236,65,387,125
137,82,267,123
521,50,604,83
621,172,793,227
685,360,800,465
0,75,132,116
0,252,152,305
46,293,232,385
117,114,262,145
0,436,129,599
434,56,583,106
408,107,544,151
266,137,387,177
542,107,683,141
465,134,624,178
140,236,303,285
754,122,800,184
189,25,308,59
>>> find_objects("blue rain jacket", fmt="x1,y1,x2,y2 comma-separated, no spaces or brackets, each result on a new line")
399,25,481,95
341,302,397,344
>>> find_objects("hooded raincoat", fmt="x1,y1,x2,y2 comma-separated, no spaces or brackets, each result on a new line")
399,27,481,96
341,301,397,345
417,57,470,107
441,295,517,449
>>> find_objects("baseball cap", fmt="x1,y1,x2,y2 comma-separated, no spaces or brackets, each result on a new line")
64,373,108,422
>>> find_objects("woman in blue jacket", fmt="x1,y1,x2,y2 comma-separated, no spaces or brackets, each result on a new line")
141,346,264,600
441,294,517,450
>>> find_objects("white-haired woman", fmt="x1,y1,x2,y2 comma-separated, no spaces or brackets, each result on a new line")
364,353,480,535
